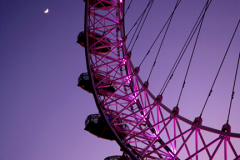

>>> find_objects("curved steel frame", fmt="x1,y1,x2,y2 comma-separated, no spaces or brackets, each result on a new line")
83,0,240,159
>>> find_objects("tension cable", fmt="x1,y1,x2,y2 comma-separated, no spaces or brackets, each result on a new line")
138,0,182,68
127,0,154,51
227,51,240,124
124,0,133,16
126,0,153,38
200,20,240,117
176,1,209,107
159,0,212,95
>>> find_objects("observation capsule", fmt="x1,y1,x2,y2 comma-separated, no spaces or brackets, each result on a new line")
77,72,92,93
77,72,116,95
83,0,114,9
84,114,115,140
77,31,112,53
104,155,128,160
84,114,129,141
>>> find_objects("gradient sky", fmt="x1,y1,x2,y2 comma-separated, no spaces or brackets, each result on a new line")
0,0,240,160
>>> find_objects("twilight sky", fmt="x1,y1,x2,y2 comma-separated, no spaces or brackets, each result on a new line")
0,0,240,160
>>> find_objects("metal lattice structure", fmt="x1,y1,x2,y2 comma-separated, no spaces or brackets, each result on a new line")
82,0,240,159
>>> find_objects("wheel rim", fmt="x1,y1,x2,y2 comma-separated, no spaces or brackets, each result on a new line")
83,0,240,159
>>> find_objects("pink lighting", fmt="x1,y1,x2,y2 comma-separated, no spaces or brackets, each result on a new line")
82,0,240,159
168,151,174,157
124,75,131,84
132,94,138,103
122,59,126,65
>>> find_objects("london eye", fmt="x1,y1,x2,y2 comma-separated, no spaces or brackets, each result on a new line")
77,0,240,159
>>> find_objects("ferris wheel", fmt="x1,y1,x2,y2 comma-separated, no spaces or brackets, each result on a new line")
77,0,240,159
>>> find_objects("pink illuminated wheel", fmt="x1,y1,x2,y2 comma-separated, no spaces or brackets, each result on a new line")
83,0,240,159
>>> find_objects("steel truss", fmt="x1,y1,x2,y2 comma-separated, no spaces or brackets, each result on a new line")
84,0,240,159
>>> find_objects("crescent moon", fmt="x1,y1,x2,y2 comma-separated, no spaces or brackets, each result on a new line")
44,9,49,13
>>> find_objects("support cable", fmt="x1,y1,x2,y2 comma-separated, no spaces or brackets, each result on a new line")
176,17,205,107
176,1,208,107
124,0,133,16
125,11,144,37
159,0,212,95
127,0,154,50
129,0,154,52
126,0,152,38
138,0,182,68
147,3,176,82
200,20,240,117
227,51,240,124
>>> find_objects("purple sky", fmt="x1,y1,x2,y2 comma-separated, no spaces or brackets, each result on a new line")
0,0,240,160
